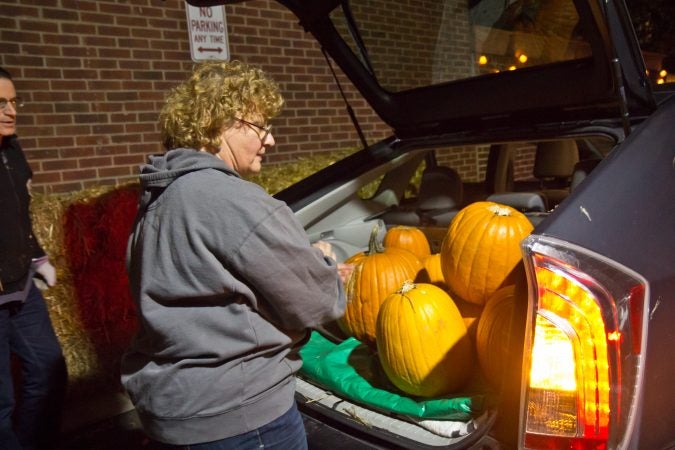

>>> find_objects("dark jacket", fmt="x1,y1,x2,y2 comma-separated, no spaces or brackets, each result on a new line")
0,135,45,299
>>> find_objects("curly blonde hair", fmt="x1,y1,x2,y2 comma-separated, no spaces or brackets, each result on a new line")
159,60,284,152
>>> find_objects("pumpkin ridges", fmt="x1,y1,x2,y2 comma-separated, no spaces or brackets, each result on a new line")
469,216,494,302
476,285,517,389
441,202,532,305
477,213,513,301
400,292,426,384
340,230,421,346
450,206,487,278
341,263,365,336
376,282,473,397
405,290,435,376
359,256,393,336
383,226,431,260
446,210,488,301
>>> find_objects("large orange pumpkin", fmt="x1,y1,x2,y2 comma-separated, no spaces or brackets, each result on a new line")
339,226,421,346
475,285,516,389
440,201,532,305
376,281,474,397
383,226,431,260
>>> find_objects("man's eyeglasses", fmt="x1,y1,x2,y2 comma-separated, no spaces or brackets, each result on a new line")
237,118,272,143
0,97,24,110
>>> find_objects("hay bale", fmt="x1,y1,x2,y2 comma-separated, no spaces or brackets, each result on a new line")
31,185,123,400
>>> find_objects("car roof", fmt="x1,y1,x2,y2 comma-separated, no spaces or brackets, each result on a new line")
187,0,656,140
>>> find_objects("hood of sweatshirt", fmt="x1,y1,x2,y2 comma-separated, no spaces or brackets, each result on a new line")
139,148,239,189
136,148,239,210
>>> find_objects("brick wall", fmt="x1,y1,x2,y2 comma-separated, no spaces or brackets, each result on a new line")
1,0,537,194
1,0,390,193
436,143,537,184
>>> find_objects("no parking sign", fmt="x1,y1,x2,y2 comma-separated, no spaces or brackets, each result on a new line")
185,4,230,62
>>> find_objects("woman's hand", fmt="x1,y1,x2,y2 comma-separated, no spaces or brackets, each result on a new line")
312,240,354,283
312,240,336,260
337,263,354,284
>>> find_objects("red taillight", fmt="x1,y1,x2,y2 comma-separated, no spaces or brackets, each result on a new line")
521,236,648,450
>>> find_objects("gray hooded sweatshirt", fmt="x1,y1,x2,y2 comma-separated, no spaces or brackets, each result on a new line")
121,148,346,445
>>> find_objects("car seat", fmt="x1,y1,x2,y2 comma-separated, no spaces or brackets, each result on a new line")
533,140,579,209
463,143,516,204
570,158,602,192
416,165,463,226
380,163,463,227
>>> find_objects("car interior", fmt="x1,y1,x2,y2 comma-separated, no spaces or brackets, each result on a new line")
302,135,614,259
377,138,609,229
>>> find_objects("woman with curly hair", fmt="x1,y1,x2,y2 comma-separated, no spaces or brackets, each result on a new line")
121,61,350,449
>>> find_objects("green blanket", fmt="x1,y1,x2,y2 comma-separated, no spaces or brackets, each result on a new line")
298,331,485,421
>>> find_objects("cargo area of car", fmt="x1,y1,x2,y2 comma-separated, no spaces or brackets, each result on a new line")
296,221,515,449
296,376,498,449
294,255,504,449
288,133,615,449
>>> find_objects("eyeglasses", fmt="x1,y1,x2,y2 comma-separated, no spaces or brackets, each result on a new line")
236,118,272,143
0,97,24,110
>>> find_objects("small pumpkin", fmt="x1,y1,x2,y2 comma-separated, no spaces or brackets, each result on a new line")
376,281,474,397
415,253,446,287
339,226,421,346
440,201,532,305
475,285,516,389
383,226,431,260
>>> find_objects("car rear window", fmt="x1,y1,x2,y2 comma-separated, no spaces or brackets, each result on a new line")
329,0,591,92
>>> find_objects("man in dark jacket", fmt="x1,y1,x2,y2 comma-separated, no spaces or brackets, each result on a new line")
0,67,67,450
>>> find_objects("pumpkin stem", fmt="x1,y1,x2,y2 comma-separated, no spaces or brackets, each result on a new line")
487,203,512,216
399,280,416,294
366,224,385,255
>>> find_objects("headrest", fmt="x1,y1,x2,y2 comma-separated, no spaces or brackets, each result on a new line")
533,140,580,179
486,192,546,212
417,166,463,211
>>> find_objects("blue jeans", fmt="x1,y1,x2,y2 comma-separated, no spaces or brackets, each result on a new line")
0,283,67,450
158,402,308,450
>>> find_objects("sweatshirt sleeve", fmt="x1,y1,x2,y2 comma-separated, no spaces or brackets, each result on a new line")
229,202,346,331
